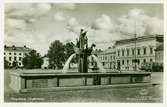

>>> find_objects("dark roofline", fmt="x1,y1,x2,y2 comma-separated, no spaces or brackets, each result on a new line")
155,44,163,51
4,45,32,51
115,34,163,46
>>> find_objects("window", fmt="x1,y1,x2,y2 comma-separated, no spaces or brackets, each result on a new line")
4,57,6,60
14,53,16,55
127,49,129,56
143,47,147,55
9,57,11,61
150,58,153,62
122,60,124,65
132,48,135,55
122,50,124,56
137,48,140,55
150,47,153,54
19,53,22,55
102,62,105,66
4,53,6,55
9,53,11,55
127,60,129,65
14,57,16,61
19,57,22,61
143,59,146,63
19,63,21,65
111,56,112,60
105,56,107,60
118,50,120,56
138,60,140,64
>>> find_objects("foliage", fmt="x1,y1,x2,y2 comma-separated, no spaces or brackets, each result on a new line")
4,59,10,68
64,42,75,59
64,42,78,63
47,40,65,69
23,50,43,69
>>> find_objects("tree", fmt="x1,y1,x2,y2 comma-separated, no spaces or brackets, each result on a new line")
23,50,43,69
4,59,10,68
47,40,65,69
64,42,75,59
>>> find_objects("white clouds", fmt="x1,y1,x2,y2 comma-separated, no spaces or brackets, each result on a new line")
6,3,51,20
5,4,163,55
145,17,163,35
6,18,27,30
92,14,115,32
117,8,163,36
54,12,66,21
67,17,87,34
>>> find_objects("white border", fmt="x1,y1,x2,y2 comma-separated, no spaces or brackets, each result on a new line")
1,0,167,107
4,0,165,3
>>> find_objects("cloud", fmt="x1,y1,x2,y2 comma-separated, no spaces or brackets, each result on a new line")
91,14,115,32
6,3,51,19
54,12,66,21
5,3,52,33
67,17,87,34
117,8,163,36
5,18,27,30
67,8,163,50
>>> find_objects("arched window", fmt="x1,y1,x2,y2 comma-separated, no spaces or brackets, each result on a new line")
143,47,147,55
150,58,153,62
122,60,124,65
132,48,135,55
137,48,140,55
122,49,124,56
117,50,120,56
127,49,129,56
150,47,153,54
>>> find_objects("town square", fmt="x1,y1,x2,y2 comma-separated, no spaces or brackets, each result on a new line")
4,3,164,102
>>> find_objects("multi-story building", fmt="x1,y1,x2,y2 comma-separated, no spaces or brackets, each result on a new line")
4,45,31,68
155,44,163,64
98,47,116,69
115,35,163,71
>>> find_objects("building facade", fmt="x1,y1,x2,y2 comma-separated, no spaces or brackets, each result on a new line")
4,45,31,68
98,47,116,69
155,44,163,64
115,35,163,71
41,56,49,69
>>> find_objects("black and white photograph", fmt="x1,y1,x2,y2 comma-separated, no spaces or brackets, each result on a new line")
1,0,166,104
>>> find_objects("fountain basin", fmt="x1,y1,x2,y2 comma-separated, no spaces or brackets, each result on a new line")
9,71,151,93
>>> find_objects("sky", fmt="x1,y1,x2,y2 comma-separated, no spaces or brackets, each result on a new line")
5,3,163,55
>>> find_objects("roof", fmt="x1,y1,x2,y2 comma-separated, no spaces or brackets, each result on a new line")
155,44,163,51
115,34,163,46
99,48,116,55
92,49,102,55
4,45,32,52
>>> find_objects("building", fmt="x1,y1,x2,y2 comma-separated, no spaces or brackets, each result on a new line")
41,56,49,69
115,35,163,71
155,44,163,64
4,45,31,68
98,47,116,69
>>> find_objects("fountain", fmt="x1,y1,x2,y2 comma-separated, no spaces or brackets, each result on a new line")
9,29,152,93
62,29,105,73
